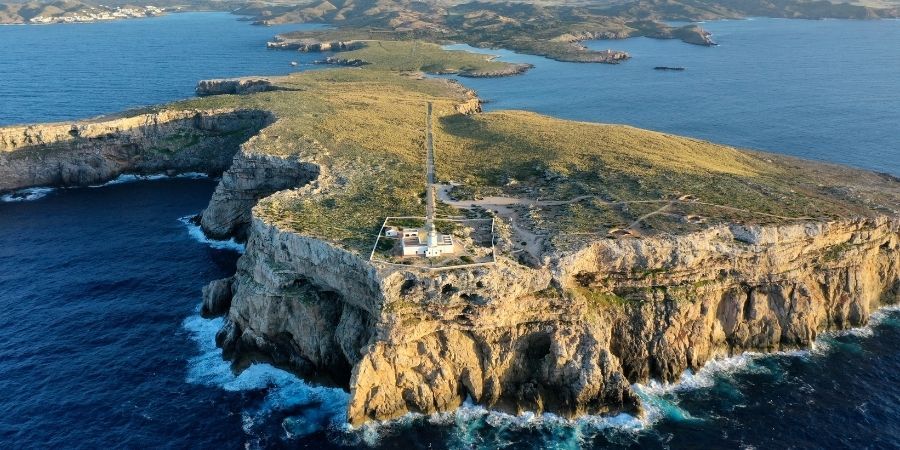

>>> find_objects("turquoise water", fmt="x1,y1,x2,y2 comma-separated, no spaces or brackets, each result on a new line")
2,13,900,449
444,18,900,175
0,13,324,125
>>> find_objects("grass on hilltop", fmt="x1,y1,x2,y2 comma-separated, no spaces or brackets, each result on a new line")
432,110,895,234
156,68,897,254
162,69,470,252
329,40,525,76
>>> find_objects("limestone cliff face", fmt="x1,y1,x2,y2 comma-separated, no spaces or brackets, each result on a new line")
0,109,273,192
214,216,381,384
560,217,899,382
198,150,319,239
196,78,279,97
210,195,899,425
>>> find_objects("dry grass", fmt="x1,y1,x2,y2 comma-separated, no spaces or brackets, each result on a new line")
334,40,521,75
157,68,899,254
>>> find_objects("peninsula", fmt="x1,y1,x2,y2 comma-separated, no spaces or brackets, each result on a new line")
7,0,899,66
252,0,899,64
2,55,898,425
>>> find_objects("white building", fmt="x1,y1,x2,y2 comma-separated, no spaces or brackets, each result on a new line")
400,224,454,257
384,226,401,238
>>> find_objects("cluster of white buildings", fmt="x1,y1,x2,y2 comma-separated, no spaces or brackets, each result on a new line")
385,223,455,258
29,6,163,24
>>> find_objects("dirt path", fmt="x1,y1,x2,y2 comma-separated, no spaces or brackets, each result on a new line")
627,201,674,234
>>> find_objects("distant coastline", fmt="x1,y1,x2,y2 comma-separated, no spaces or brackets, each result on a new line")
0,4,165,25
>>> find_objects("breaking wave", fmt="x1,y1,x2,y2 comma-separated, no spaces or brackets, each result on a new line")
1,173,210,203
634,304,900,410
345,398,649,449
1,187,55,202
182,314,350,442
182,312,654,448
90,172,209,187
178,304,900,448
178,216,245,252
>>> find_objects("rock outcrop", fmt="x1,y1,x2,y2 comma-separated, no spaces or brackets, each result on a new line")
196,78,279,96
266,37,363,52
212,187,899,425
457,63,534,78
202,277,234,318
0,109,273,192
315,56,370,67
198,150,320,240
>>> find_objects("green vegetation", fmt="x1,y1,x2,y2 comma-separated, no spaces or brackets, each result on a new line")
156,67,898,255
823,242,853,262
391,218,426,228
166,69,470,252
329,40,526,76
375,237,396,253
572,285,633,324
433,109,899,241
258,0,897,63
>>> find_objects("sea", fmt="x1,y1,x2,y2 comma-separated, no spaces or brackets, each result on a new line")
444,18,900,177
1,12,899,449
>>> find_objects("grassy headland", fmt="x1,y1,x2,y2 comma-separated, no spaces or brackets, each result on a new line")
319,40,531,76
156,68,899,255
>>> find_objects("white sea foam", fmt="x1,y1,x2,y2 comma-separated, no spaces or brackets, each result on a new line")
346,396,648,449
180,300,900,446
814,305,900,344
0,187,55,202
178,216,245,252
635,306,900,399
90,171,209,188
1,173,210,202
637,353,765,397
182,314,349,440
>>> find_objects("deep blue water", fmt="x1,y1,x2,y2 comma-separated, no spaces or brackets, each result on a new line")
0,180,244,447
445,18,900,176
2,13,900,449
0,13,325,125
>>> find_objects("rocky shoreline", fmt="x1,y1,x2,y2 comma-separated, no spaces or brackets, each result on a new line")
196,78,279,96
0,109,273,193
204,174,898,425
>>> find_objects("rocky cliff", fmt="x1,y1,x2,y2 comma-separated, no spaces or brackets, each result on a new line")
198,150,319,240
195,78,279,97
208,187,899,425
0,109,273,192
